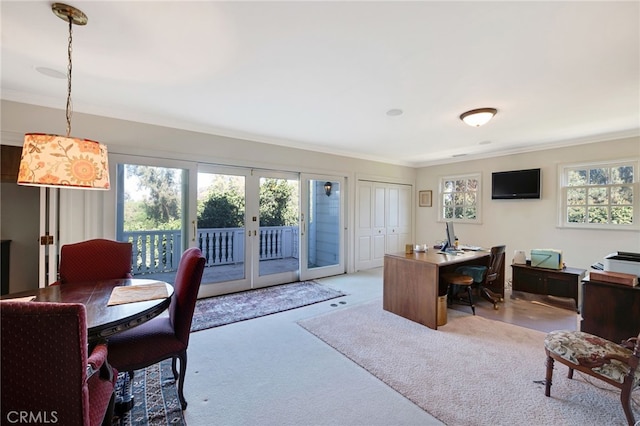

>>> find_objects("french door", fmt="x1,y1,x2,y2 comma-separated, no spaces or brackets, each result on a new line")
196,166,300,297
110,155,344,298
299,175,345,280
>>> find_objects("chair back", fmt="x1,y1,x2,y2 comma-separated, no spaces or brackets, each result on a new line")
169,247,206,346
58,239,132,284
1,302,90,424
486,245,506,283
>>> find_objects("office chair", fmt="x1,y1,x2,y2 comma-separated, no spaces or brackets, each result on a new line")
455,245,506,310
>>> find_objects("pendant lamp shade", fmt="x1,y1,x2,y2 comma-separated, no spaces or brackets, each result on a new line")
18,133,110,190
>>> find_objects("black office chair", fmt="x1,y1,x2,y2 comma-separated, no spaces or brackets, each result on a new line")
455,245,506,310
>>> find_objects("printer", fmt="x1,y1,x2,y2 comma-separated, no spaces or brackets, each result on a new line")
604,251,640,277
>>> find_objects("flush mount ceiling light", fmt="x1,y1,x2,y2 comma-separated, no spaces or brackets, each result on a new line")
460,108,498,127
17,3,110,190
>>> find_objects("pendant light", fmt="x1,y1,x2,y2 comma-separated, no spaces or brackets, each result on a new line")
17,3,110,190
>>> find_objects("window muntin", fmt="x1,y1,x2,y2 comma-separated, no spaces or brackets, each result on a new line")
439,174,481,223
561,161,637,229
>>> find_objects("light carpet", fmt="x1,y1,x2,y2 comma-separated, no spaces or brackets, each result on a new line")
191,281,346,332
298,300,637,426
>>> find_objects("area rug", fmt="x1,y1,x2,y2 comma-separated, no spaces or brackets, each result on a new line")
298,300,638,426
191,281,346,332
113,359,185,426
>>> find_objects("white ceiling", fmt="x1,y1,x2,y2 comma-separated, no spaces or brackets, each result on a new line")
1,1,638,167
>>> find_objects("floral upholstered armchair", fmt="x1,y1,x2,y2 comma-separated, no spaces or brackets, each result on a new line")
544,329,640,426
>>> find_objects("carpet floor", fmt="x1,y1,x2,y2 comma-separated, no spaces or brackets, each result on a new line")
190,280,346,332
298,299,638,426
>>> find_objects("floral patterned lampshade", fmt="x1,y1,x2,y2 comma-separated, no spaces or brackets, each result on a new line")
17,133,110,190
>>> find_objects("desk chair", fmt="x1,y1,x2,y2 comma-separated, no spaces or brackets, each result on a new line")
106,247,205,410
53,239,133,285
544,330,640,425
455,245,506,310
1,301,118,426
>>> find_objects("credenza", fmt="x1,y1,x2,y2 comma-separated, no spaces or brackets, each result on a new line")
511,264,586,312
581,277,640,344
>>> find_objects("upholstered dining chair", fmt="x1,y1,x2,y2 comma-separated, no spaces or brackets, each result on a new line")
53,238,133,285
454,245,506,310
544,329,640,425
1,301,118,426
106,247,206,410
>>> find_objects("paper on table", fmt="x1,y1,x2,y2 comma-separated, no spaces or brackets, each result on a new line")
0,296,36,302
107,282,169,306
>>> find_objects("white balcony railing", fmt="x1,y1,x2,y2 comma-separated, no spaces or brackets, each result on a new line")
123,226,298,276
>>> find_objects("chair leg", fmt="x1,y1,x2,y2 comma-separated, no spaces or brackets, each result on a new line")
172,356,179,380
466,286,475,315
479,286,500,309
620,377,635,426
176,351,188,410
545,354,554,397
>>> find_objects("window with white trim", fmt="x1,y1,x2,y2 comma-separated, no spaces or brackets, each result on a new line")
559,159,639,230
438,173,481,223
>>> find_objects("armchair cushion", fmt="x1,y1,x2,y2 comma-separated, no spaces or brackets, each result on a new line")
545,330,640,386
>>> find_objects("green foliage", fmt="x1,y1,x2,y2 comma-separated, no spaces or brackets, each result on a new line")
125,165,182,230
259,178,298,226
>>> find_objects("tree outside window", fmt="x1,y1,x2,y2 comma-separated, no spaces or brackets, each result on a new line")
439,173,481,223
562,161,637,229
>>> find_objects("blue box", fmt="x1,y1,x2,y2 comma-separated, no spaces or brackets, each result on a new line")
531,249,563,270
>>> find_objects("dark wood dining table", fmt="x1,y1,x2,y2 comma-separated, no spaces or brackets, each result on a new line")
0,278,173,343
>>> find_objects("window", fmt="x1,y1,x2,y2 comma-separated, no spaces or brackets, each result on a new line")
559,160,639,230
439,173,481,223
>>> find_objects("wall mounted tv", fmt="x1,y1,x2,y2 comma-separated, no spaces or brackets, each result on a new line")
491,168,541,200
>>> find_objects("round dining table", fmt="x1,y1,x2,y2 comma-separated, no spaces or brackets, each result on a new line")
1,278,173,343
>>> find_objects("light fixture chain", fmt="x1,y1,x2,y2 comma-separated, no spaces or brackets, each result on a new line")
66,17,73,137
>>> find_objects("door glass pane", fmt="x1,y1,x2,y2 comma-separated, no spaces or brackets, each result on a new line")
117,164,186,284
197,172,246,284
308,180,340,269
258,177,299,277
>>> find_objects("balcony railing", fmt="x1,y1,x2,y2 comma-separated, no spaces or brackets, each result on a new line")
123,226,298,276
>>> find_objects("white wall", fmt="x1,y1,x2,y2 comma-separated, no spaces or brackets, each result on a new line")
1,100,416,274
416,136,640,282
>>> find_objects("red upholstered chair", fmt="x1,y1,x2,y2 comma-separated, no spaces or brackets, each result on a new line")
106,247,205,410
1,301,117,426
53,239,133,285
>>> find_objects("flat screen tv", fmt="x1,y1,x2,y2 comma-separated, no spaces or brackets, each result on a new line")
491,168,541,200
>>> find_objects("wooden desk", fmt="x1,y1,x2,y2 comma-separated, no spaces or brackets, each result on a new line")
384,250,502,329
1,278,173,343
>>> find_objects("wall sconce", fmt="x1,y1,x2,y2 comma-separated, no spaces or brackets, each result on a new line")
324,182,332,197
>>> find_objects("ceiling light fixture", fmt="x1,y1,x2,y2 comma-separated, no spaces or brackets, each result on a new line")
460,108,497,127
17,3,110,190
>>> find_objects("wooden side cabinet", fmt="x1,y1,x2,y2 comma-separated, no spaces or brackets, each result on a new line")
511,264,586,312
581,278,640,344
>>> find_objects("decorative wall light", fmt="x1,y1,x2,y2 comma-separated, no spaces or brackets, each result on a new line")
17,3,110,190
324,182,332,197
459,108,497,127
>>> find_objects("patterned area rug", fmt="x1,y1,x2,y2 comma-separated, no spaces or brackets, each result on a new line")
113,360,185,425
191,280,346,332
